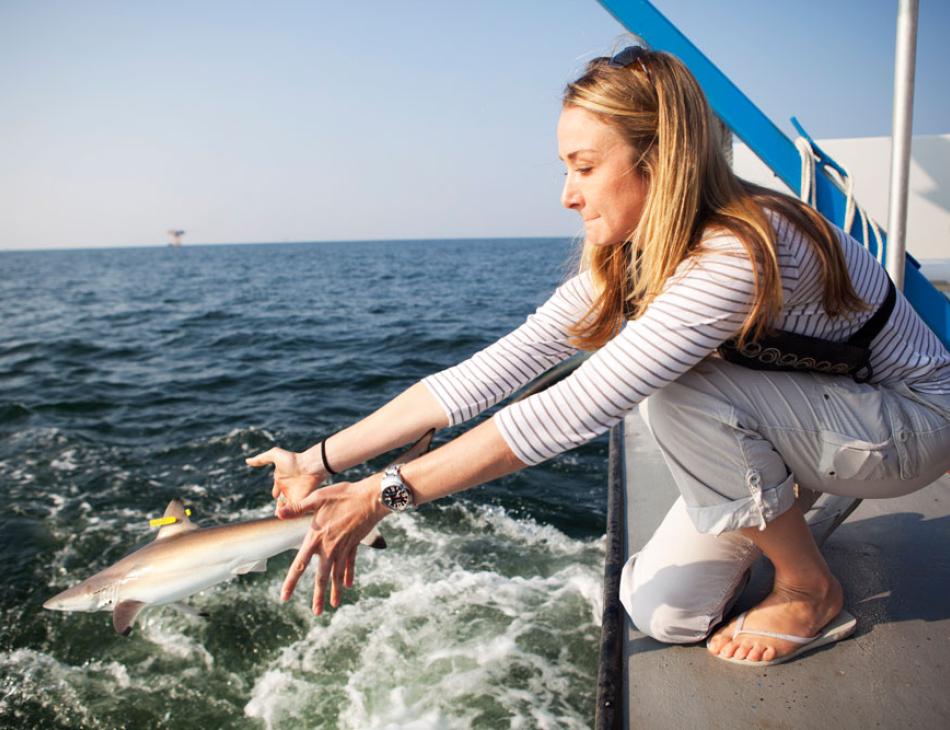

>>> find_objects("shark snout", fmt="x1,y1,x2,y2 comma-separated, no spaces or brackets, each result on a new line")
44,584,98,612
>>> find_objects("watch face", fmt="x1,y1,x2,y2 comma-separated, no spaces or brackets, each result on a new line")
382,484,411,511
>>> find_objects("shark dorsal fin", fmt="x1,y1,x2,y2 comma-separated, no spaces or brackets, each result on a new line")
154,499,198,540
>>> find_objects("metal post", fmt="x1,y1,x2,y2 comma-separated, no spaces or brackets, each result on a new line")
885,0,919,289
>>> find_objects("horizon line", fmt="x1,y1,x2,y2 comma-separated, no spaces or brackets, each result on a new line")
0,234,579,255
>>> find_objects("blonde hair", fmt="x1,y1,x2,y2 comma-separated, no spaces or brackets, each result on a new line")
563,50,865,349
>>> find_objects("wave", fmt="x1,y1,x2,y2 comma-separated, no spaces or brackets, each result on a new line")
8,501,602,729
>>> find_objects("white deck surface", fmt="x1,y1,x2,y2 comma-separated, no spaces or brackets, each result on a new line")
621,410,950,729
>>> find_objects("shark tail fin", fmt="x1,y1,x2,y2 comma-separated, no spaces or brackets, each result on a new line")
360,528,387,549
388,428,435,466
358,428,433,551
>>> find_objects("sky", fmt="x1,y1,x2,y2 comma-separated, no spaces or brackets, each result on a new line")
2,0,948,250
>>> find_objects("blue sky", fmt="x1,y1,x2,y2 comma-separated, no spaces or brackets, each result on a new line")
2,0,948,250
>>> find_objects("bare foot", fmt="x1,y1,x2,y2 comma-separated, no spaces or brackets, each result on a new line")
707,574,844,663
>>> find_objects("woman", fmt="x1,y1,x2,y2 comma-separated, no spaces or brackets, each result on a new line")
247,47,950,666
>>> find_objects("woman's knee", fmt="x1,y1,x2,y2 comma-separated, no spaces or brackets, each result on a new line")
621,570,716,644
619,498,758,644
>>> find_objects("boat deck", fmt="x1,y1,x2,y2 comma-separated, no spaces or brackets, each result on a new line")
604,411,950,729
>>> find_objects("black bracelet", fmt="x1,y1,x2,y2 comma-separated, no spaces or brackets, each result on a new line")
321,437,339,476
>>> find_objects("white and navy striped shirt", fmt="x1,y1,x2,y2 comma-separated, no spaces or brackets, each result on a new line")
424,219,950,465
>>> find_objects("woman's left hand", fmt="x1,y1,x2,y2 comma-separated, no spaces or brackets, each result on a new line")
275,477,387,615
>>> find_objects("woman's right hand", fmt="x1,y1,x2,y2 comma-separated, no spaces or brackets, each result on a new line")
245,447,325,507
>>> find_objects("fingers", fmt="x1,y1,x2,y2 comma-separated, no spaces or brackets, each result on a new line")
245,449,276,468
281,531,318,601
343,549,357,588
313,551,333,615
329,550,347,609
275,489,322,519
313,539,352,614
282,528,356,615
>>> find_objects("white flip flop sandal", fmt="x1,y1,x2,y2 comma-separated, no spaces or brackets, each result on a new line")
709,609,857,666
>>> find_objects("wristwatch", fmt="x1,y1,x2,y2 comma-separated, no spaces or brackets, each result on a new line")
380,464,415,512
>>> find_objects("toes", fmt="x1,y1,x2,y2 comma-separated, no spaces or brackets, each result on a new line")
719,640,738,659
707,622,734,654
713,639,783,663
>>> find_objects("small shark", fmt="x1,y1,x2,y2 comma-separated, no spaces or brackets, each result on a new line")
44,430,433,635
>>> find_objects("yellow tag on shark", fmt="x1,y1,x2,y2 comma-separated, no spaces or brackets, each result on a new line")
149,508,192,528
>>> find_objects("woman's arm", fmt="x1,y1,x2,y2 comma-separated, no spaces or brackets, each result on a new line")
246,381,449,501
420,271,593,425
299,380,450,475
248,272,593,499
496,240,756,465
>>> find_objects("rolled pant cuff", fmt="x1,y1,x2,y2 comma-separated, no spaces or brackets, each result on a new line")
685,472,797,535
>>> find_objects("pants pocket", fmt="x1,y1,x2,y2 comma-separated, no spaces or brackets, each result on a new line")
818,430,902,481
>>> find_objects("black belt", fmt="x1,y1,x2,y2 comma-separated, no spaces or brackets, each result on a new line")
718,277,897,383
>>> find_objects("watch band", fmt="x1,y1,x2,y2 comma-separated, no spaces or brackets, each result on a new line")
380,464,415,512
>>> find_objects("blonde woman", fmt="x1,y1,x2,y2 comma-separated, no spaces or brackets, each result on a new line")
247,47,950,666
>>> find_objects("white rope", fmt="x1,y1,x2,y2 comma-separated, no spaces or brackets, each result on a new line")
794,136,886,264
795,137,818,209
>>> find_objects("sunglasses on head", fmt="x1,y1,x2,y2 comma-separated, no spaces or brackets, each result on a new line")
605,45,652,82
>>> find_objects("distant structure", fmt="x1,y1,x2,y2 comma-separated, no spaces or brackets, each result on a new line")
167,229,186,247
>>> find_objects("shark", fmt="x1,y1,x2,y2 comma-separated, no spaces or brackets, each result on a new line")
44,430,433,635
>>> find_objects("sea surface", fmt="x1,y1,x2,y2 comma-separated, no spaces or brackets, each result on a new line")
0,238,608,729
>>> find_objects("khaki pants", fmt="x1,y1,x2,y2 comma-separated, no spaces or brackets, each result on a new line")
619,358,950,643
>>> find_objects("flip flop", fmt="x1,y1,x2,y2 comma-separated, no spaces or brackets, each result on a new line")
708,609,857,666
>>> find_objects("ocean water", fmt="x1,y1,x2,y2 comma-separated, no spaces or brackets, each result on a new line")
0,239,609,729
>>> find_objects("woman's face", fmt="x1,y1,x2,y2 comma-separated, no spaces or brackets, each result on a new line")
557,105,648,248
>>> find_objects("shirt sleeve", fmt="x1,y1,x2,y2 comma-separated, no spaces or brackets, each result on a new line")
423,271,595,426
495,238,755,465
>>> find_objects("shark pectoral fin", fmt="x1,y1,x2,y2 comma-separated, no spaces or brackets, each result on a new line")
232,559,268,575
170,602,210,619
154,499,199,540
360,528,387,550
113,600,146,636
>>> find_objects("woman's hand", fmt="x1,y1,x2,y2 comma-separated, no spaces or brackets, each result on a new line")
245,447,325,506
275,477,387,615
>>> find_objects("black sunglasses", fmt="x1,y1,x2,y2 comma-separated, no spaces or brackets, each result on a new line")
606,45,652,82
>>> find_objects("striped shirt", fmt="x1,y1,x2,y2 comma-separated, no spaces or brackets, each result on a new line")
423,219,950,465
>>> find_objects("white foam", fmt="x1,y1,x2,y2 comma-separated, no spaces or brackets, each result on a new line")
141,617,215,670
242,669,316,729
245,501,604,728
0,649,99,727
